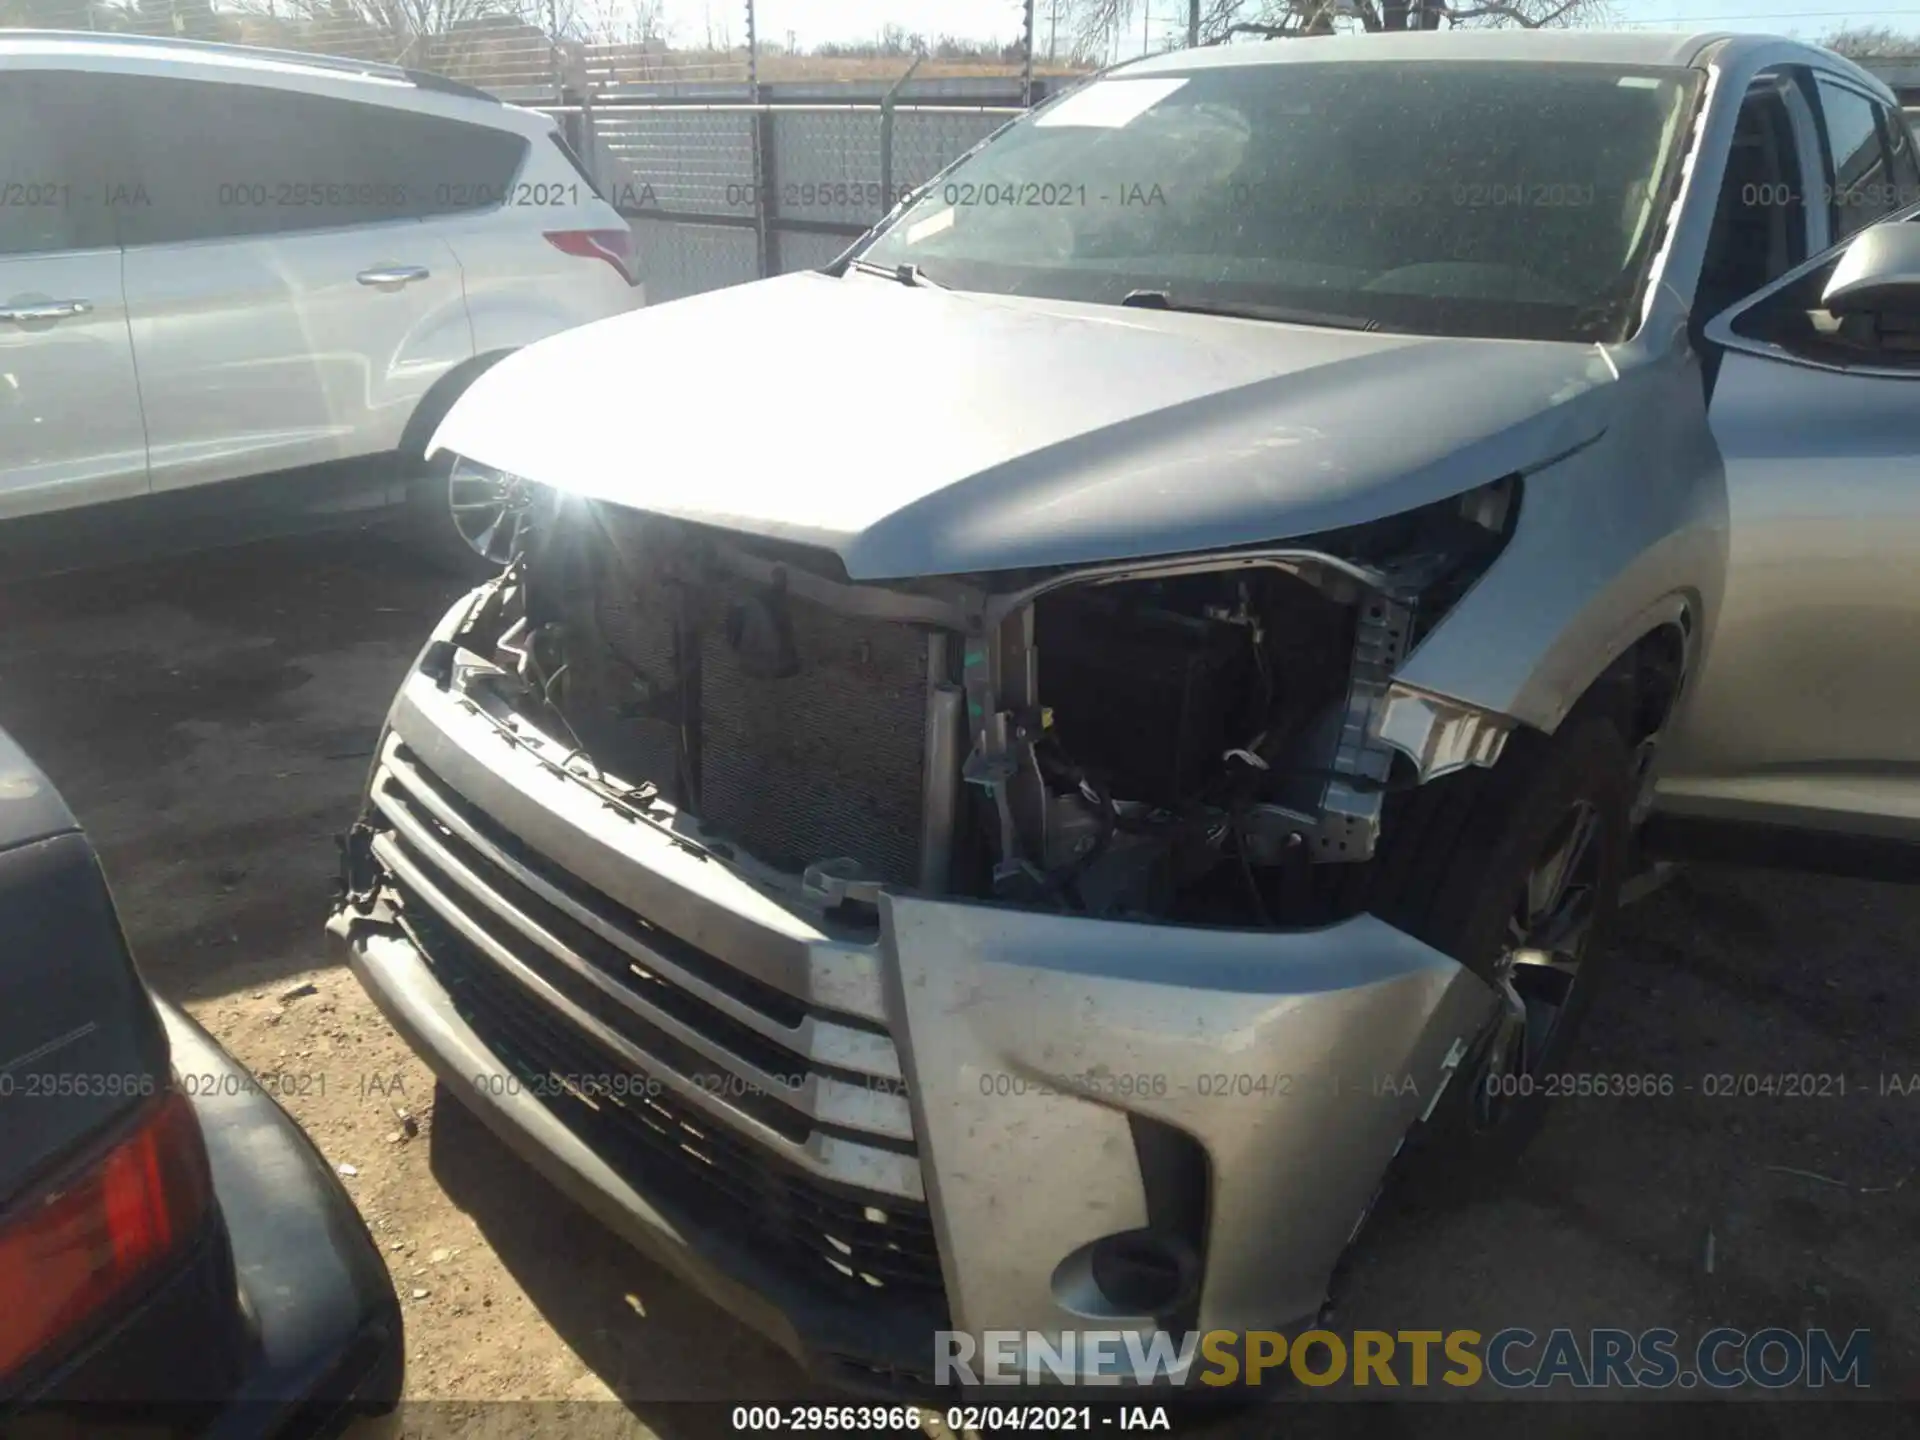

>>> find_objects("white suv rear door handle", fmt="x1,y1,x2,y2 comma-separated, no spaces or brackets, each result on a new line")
0,299,93,323
356,265,431,288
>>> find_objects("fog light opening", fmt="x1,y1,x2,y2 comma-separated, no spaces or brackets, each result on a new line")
1093,1231,1195,1314
1051,1228,1200,1321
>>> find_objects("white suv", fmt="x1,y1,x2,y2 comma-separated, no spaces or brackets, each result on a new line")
0,31,642,531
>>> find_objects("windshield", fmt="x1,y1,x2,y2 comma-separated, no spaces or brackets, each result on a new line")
859,61,1701,343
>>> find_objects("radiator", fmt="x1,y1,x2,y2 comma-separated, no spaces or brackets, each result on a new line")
582,516,929,887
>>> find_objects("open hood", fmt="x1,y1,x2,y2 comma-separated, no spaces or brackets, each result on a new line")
430,270,1620,580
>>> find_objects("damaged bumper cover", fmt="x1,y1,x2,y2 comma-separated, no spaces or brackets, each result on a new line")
328,598,1499,1392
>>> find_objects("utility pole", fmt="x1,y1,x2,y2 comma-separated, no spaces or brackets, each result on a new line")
547,0,560,104
1048,0,1058,63
1021,0,1035,106
1188,0,1199,46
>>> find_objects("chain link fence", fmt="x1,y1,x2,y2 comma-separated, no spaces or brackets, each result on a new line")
581,93,1037,301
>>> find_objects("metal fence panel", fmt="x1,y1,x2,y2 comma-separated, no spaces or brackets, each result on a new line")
591,106,760,214
577,42,753,93
773,230,856,277
768,108,889,229
889,109,1020,191
627,216,761,303
587,99,1028,303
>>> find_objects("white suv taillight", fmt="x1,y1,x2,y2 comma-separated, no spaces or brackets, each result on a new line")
544,228,640,286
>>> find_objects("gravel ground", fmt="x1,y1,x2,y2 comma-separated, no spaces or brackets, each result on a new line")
1,530,1915,1438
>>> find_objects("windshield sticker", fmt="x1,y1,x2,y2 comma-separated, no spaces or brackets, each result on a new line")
1035,77,1190,129
906,207,956,244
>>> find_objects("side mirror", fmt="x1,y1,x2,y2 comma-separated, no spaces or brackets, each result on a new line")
1821,219,1920,317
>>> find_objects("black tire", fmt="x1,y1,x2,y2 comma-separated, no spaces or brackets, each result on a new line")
1352,707,1635,1191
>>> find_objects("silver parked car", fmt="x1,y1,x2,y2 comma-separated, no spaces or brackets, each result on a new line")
331,31,1920,1390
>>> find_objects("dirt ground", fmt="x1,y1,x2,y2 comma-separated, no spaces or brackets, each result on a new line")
1,529,1916,1437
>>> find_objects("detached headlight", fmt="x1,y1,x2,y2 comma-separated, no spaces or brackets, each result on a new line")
446,456,557,565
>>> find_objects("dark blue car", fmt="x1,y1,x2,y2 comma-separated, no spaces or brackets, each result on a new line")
0,726,403,1438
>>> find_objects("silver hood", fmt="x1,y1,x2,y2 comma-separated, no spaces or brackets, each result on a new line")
430,270,1622,580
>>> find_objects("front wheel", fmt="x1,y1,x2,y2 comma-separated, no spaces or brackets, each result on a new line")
394,448,507,582
1365,711,1634,1186
388,357,519,580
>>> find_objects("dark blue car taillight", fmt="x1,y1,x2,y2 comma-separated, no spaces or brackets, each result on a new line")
0,1089,214,1385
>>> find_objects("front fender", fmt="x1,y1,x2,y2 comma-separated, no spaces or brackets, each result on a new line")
1393,349,1729,734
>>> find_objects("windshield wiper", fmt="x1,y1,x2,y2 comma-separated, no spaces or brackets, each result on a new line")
844,257,944,289
1119,289,1380,332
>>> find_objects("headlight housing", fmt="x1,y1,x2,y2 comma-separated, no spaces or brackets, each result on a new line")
1311,473,1521,642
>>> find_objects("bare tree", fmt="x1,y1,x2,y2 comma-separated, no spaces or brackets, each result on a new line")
561,0,666,45
1823,25,1920,59
229,0,548,68
1429,0,1601,29
1073,0,1604,60
58,0,236,38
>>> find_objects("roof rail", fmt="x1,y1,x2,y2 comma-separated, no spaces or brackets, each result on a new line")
403,68,504,103
0,29,500,102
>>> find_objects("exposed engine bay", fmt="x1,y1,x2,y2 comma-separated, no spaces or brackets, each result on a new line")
440,474,1522,930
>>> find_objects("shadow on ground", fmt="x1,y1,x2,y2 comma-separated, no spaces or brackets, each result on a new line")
426,1083,820,1428
0,528,467,1004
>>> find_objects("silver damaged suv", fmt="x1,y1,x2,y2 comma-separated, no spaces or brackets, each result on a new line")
331,31,1920,1391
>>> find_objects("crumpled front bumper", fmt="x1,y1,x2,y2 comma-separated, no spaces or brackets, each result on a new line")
884,900,1492,1374
330,594,1497,1390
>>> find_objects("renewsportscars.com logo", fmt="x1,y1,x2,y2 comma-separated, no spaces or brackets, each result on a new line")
935,1327,1873,1390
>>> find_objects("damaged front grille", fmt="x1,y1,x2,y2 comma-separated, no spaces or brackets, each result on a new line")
582,514,931,888
360,742,947,1307
415,911,946,1300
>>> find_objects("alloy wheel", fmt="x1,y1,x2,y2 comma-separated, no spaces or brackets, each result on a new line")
449,466,541,565
1471,798,1606,1131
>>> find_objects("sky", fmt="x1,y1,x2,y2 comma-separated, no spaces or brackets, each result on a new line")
656,0,1920,54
